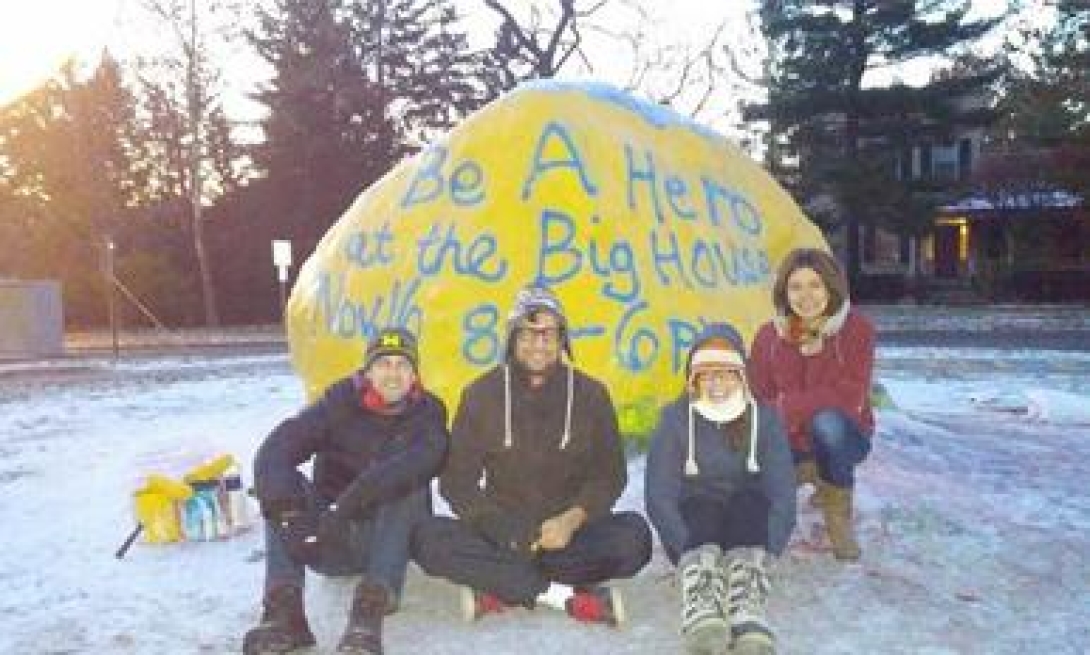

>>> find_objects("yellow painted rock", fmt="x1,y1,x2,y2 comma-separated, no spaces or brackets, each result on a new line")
286,81,826,437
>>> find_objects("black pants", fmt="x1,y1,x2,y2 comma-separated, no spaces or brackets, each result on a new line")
412,512,652,605
675,487,770,564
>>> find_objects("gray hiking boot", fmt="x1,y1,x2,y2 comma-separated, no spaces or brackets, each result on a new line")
679,544,729,654
724,547,775,655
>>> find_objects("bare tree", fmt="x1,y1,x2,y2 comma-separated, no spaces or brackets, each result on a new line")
138,0,245,327
482,0,610,86
480,0,763,142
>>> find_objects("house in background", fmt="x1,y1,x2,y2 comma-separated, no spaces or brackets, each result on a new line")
849,127,1088,303
931,190,1087,301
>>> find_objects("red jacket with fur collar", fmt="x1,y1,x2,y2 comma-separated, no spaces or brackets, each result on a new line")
748,305,875,453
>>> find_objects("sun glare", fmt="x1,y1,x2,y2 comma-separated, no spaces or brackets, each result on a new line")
0,0,119,106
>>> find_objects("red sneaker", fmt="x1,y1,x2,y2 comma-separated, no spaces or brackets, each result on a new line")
460,587,509,622
565,586,626,627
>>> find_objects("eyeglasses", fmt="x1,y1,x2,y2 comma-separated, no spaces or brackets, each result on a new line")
516,327,561,345
698,370,741,384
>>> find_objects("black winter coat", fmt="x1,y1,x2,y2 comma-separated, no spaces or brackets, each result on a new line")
440,364,625,534
253,375,449,519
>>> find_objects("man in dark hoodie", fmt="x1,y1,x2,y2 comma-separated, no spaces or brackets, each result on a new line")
646,323,795,655
413,284,652,627
243,327,449,655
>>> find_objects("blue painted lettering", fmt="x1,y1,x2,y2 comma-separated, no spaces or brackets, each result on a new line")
462,303,500,366
615,300,659,372
664,175,696,220
668,319,700,374
521,122,598,201
649,229,692,288
416,223,508,282
624,144,665,223
690,239,718,288
312,271,423,339
535,209,582,286
400,146,486,208
588,236,640,303
343,223,395,269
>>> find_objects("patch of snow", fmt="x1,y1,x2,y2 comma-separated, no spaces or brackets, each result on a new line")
2,343,1089,654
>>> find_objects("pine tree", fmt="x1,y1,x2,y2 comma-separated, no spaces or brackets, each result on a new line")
347,0,486,147
997,1,1088,199
753,0,1001,285
248,0,485,252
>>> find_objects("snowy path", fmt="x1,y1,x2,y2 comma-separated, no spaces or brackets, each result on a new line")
1,348,1088,654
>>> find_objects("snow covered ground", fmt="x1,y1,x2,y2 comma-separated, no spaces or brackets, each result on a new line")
1,341,1088,654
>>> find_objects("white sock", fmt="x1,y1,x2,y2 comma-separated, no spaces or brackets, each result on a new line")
536,583,574,610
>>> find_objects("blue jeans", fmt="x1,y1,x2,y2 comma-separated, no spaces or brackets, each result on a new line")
795,409,870,487
264,482,430,607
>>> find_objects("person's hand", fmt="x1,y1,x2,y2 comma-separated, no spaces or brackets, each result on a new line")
272,506,320,564
534,507,586,551
476,510,539,555
315,505,351,554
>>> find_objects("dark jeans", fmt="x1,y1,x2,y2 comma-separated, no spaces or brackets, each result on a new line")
674,487,770,565
264,481,431,608
411,512,652,605
794,408,871,487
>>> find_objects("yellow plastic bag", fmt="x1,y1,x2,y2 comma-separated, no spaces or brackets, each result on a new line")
183,454,235,484
133,474,193,544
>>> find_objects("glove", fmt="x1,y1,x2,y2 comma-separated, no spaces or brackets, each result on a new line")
259,498,321,564
314,506,353,557
259,497,306,522
474,510,539,555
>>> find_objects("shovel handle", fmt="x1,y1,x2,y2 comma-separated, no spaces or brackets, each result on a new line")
115,524,144,559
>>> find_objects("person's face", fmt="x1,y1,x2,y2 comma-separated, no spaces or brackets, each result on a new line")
365,354,416,403
514,310,562,374
786,266,829,321
696,368,744,402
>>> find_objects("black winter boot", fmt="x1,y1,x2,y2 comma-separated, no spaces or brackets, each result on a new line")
336,579,390,654
242,585,316,654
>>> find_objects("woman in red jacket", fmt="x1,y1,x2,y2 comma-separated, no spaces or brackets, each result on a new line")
749,248,874,561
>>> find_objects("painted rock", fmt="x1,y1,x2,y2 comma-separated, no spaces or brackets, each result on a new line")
285,81,825,436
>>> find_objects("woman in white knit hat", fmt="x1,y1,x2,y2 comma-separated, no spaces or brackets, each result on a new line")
646,323,796,655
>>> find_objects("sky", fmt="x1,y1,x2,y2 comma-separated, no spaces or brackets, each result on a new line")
0,0,124,105
1,323,1088,653
0,0,1021,127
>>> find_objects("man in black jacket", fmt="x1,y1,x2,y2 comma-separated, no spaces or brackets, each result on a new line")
413,285,651,627
243,327,448,655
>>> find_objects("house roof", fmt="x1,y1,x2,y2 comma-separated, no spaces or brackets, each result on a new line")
940,190,1083,213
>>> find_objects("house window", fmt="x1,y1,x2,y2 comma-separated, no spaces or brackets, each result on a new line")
958,138,973,180
919,143,932,179
861,224,906,270
932,143,960,182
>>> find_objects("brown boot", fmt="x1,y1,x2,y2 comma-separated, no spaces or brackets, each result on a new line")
336,579,390,654
242,585,316,654
820,484,861,561
795,461,817,486
795,461,825,508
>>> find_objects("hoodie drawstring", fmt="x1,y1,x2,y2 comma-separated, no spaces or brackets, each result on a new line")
745,404,760,473
504,364,573,450
685,403,699,475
